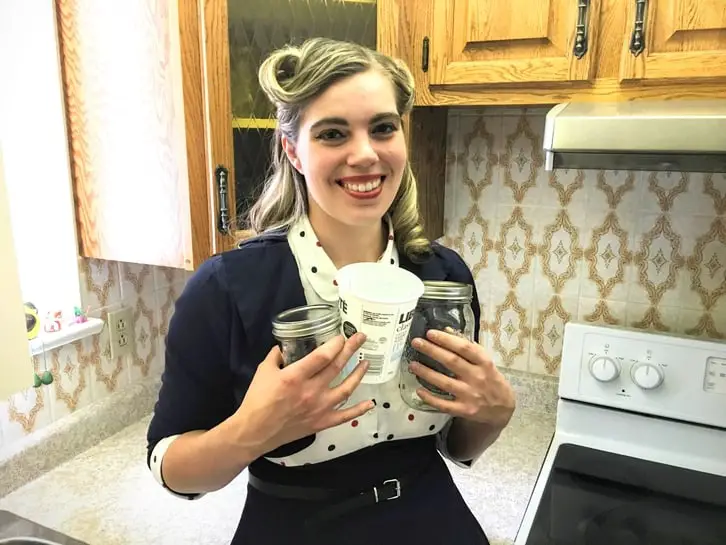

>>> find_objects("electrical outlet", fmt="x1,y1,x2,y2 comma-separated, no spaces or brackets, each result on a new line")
108,307,134,358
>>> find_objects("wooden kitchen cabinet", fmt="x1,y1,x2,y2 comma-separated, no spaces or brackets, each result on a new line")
56,0,376,270
380,0,726,107
429,0,602,87
620,0,726,82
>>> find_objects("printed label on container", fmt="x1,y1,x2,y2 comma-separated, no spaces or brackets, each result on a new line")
339,295,417,384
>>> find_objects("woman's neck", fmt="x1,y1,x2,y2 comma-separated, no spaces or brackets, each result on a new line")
307,207,387,269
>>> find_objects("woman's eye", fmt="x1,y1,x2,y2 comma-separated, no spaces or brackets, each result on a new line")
372,122,398,136
316,129,345,141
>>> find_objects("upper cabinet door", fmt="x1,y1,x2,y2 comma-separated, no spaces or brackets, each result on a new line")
429,0,602,86
202,0,377,245
620,0,726,82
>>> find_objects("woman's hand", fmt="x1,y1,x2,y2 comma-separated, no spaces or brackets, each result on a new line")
234,333,374,455
409,329,515,430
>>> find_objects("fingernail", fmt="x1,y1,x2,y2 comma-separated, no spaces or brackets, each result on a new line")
412,338,423,348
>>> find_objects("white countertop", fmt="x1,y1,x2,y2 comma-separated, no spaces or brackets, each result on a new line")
0,409,555,545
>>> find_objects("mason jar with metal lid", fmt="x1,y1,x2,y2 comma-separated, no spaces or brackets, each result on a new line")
399,281,476,412
272,304,355,387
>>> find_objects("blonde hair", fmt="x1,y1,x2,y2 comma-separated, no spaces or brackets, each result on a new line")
239,37,431,261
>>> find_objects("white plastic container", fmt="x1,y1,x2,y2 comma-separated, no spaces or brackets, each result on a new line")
335,262,424,384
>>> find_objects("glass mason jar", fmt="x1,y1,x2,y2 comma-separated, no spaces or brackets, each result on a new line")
272,304,352,387
399,281,476,412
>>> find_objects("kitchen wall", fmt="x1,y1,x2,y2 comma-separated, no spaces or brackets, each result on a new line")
440,107,726,377
0,260,188,452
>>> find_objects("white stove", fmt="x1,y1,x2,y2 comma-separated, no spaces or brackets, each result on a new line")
515,322,726,545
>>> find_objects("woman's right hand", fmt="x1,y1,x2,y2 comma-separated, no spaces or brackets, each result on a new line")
233,333,373,456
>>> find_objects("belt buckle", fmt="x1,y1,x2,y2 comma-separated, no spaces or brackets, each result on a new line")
373,479,401,503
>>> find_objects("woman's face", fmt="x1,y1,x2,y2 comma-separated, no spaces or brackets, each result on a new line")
283,70,407,229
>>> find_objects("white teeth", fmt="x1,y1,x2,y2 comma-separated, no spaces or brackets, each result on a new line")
342,177,382,193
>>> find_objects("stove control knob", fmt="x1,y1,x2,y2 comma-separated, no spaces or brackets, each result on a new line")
630,362,665,390
589,356,621,382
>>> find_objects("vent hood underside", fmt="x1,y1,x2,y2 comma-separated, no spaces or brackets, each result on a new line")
543,100,726,173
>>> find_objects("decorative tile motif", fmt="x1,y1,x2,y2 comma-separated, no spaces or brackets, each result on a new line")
582,299,623,326
647,171,689,212
461,116,498,201
500,115,543,203
495,207,536,289
452,204,494,281
687,217,726,310
6,388,49,436
532,295,572,373
596,170,636,209
538,209,583,293
584,212,632,299
79,258,119,309
548,169,584,207
157,285,179,340
634,215,685,305
683,313,725,339
488,291,531,369
131,295,158,378
629,306,673,332
704,174,726,215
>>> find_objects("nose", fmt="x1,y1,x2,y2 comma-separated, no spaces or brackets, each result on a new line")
346,134,378,168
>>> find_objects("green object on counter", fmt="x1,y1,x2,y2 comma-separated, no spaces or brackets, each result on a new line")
41,370,54,385
33,373,42,388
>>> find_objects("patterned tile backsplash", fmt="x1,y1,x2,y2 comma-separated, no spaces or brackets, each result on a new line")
0,260,188,452
439,107,726,376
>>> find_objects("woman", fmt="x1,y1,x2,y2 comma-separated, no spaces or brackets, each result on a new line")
146,37,516,545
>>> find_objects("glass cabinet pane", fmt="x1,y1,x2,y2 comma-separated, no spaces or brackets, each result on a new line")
227,0,377,223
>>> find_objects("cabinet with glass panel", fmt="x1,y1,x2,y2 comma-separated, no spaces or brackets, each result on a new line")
182,0,377,255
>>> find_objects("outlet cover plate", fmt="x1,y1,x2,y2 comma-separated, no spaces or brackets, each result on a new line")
108,307,134,358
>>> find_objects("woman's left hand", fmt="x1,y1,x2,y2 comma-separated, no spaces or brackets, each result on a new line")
409,328,516,429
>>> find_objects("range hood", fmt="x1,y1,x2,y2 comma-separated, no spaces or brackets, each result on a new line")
543,99,726,173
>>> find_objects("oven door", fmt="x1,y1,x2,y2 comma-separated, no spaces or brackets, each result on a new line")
515,400,726,545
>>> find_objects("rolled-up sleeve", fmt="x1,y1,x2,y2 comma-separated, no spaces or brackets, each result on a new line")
146,256,238,497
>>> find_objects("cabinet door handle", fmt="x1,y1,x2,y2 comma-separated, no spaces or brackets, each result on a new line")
629,0,647,57
573,0,590,59
215,165,231,235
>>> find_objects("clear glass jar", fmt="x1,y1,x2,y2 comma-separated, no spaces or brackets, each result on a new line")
272,304,352,387
399,281,476,412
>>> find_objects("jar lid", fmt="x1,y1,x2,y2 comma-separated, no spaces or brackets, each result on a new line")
422,281,473,301
272,304,341,338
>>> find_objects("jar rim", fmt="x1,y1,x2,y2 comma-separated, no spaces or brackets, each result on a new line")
422,281,473,301
272,304,341,338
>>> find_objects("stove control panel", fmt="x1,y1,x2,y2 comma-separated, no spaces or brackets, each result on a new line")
559,322,726,429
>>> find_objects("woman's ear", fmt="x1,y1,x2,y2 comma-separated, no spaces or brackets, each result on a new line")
281,135,303,174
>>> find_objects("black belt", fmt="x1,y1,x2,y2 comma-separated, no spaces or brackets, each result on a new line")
247,469,419,528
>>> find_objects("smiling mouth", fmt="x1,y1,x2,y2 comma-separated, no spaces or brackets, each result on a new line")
336,175,386,196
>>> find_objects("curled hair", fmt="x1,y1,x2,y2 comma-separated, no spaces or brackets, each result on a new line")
240,38,430,261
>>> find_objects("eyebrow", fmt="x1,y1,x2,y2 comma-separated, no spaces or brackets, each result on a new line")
310,112,401,130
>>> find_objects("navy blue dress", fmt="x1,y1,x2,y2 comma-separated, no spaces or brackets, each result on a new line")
146,230,490,545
